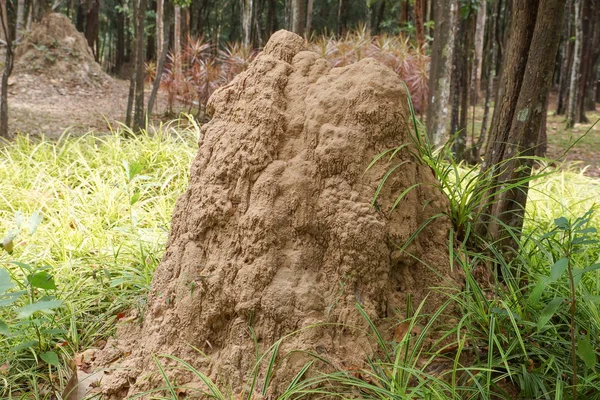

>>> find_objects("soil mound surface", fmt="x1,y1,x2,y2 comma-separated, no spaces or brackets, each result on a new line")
14,13,111,89
95,30,461,398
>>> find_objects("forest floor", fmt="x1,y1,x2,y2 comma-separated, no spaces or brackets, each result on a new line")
6,75,177,138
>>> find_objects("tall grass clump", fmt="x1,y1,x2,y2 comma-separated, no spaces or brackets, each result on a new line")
0,119,198,396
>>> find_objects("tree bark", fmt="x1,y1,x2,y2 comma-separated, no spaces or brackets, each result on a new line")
471,0,486,105
292,0,306,36
305,0,314,36
0,0,14,140
174,5,181,55
241,0,253,47
566,0,582,128
575,0,591,123
476,0,565,250
156,0,163,60
415,0,425,48
16,0,25,40
133,0,147,130
426,0,457,146
556,1,573,115
84,0,100,61
148,0,170,118
266,0,278,35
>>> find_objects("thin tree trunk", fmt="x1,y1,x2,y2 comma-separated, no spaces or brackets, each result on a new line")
266,0,277,35
477,0,498,159
375,0,386,34
156,0,163,60
471,0,486,105
148,2,170,118
426,0,457,146
241,0,253,47
575,0,591,123
337,0,343,35
556,1,573,115
0,1,14,140
292,0,306,36
127,0,138,128
16,0,25,40
566,0,582,128
415,0,425,48
305,0,314,35
133,0,147,130
174,5,181,55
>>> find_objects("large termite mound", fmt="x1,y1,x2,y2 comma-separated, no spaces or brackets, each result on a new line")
14,13,111,89
96,30,460,397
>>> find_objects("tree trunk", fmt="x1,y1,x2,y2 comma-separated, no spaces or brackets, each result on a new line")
471,0,486,105
375,0,386,34
477,0,498,159
292,0,306,36
133,0,147,130
156,0,163,61
566,0,582,128
415,0,425,48
174,5,181,55
556,1,573,115
476,0,565,251
266,0,277,35
85,0,100,61
400,0,408,26
0,1,14,140
115,0,125,74
575,0,591,123
241,0,253,47
16,0,25,40
148,0,170,118
337,0,344,35
426,0,457,146
305,0,314,35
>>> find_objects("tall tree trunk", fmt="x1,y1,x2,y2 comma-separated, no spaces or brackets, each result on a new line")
156,0,163,60
148,0,170,117
292,0,306,36
476,0,564,251
174,5,181,55
556,1,573,115
415,0,425,48
16,0,25,40
305,0,314,35
471,0,486,105
575,0,591,123
115,0,125,74
337,0,344,35
566,0,583,128
133,0,147,130
266,0,277,35
241,0,253,47
0,0,14,140
427,0,457,146
85,0,100,61
400,0,408,26
478,0,498,157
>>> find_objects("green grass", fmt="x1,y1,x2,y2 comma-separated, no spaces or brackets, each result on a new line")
1,115,600,399
0,119,198,397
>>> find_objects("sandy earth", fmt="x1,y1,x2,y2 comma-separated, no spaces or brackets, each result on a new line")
6,75,173,138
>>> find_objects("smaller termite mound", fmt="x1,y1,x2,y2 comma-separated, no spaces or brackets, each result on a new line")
14,13,111,89
95,30,461,398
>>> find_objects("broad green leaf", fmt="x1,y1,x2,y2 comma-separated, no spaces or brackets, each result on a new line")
537,297,564,331
0,320,10,336
27,271,57,290
577,338,597,371
0,292,23,306
40,351,60,366
550,258,569,281
28,211,43,235
16,300,63,319
554,217,569,230
1,234,15,254
573,267,584,287
528,277,549,305
0,269,14,295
